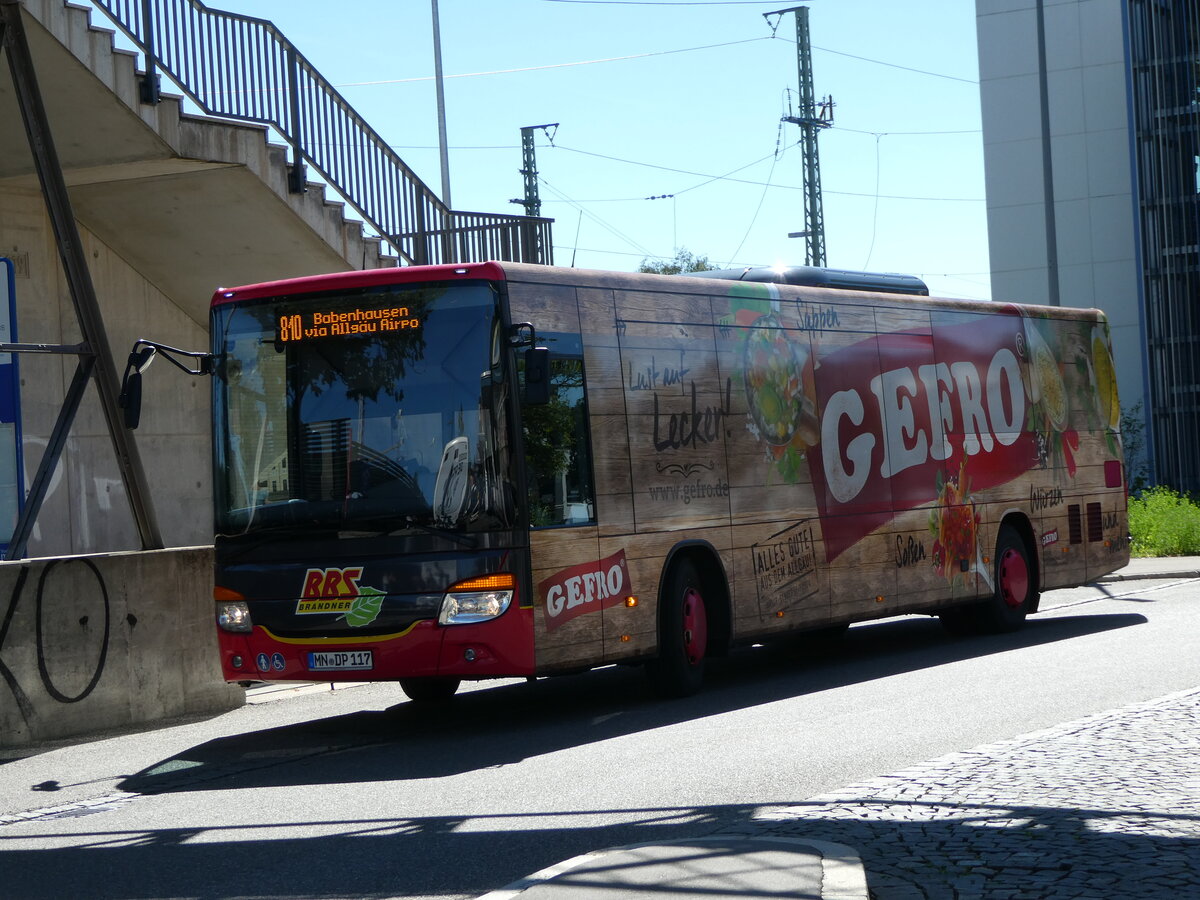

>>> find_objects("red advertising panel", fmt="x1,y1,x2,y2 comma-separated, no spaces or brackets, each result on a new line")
807,307,1038,561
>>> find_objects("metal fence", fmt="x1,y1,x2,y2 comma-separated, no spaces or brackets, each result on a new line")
89,0,552,266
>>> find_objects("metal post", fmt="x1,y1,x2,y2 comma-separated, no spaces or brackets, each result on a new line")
414,200,429,266
138,0,160,104
286,45,307,193
0,0,163,553
431,0,452,209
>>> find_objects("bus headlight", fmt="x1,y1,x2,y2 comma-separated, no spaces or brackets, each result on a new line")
439,574,515,625
216,600,253,633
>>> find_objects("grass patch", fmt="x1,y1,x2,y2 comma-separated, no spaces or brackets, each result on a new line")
1129,486,1200,557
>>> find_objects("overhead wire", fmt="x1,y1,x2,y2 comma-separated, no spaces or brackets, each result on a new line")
544,142,983,202
334,36,773,86
813,44,978,85
377,9,979,270
539,176,657,259
332,31,974,90
723,113,787,266
862,133,883,270
542,1,786,5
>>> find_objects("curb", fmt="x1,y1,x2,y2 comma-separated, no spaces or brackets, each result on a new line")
1094,569,1200,583
476,834,868,900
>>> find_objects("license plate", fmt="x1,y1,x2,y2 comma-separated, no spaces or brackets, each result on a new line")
307,650,373,671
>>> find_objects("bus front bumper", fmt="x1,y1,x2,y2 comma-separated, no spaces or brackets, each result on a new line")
218,606,535,683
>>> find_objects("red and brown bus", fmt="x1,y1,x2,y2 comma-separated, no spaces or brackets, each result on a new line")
127,261,1129,700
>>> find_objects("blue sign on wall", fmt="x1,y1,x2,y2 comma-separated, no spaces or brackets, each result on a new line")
0,258,25,552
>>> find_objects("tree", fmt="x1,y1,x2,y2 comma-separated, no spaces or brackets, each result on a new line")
638,248,716,275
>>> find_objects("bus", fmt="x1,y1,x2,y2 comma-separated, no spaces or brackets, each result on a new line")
122,261,1130,701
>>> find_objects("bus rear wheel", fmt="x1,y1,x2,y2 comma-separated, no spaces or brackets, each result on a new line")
939,524,1036,635
399,677,461,704
646,559,708,698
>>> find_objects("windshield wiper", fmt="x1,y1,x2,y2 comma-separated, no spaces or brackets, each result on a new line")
402,517,477,548
218,522,334,559
338,515,477,548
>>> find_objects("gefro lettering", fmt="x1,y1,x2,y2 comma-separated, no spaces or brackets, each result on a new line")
540,549,631,632
822,348,1025,505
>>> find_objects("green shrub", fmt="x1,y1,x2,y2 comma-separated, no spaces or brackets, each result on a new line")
1128,486,1200,556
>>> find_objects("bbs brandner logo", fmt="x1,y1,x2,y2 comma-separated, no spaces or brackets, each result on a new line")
539,549,630,632
295,566,384,627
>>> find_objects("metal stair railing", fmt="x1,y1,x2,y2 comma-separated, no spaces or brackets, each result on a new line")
86,0,552,266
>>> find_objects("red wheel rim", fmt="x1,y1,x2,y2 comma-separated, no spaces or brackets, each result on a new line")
998,547,1029,608
681,587,708,666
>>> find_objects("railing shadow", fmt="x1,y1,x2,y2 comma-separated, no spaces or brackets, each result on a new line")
1,795,1196,898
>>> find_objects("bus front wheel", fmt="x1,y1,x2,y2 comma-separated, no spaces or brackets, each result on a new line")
400,677,461,704
646,559,708,698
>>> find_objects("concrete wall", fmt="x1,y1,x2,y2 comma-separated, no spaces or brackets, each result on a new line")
1,184,212,556
0,546,241,750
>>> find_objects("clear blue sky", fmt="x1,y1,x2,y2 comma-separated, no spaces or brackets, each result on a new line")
110,0,992,300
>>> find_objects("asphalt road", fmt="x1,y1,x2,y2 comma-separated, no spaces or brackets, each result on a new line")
2,575,1197,900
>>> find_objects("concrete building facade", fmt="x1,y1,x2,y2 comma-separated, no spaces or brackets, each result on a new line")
976,0,1200,491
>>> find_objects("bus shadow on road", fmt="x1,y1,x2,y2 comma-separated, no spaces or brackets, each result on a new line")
115,609,1147,797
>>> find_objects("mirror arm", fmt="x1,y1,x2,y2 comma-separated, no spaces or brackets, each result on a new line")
508,322,537,348
119,339,215,430
129,338,214,376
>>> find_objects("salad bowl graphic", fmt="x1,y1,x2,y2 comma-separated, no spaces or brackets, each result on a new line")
743,314,819,450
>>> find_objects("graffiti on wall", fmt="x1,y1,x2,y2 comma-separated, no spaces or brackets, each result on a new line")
0,558,111,726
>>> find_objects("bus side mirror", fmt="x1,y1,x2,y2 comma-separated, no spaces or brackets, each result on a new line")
119,372,143,429
524,347,551,406
118,345,156,430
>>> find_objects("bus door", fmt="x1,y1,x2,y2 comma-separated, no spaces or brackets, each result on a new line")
510,281,607,673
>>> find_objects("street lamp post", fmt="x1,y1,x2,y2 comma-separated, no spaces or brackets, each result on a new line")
431,0,451,209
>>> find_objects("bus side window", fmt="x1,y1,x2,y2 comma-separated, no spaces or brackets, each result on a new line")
521,336,596,528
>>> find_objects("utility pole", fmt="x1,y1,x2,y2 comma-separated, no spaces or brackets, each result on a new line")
767,6,832,267
510,123,557,217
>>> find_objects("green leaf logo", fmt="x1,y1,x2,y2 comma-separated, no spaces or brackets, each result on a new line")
343,586,385,627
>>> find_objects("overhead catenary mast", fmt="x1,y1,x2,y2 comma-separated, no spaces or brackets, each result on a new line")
510,123,559,218
766,6,833,267
510,124,558,264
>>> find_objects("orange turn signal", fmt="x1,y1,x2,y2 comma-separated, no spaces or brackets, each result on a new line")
450,573,516,592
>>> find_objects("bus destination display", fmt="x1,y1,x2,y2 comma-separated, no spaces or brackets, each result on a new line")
277,304,421,342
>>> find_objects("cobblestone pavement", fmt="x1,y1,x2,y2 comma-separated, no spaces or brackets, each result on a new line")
722,687,1200,899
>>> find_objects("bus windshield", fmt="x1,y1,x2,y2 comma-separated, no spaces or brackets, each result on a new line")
212,281,514,537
